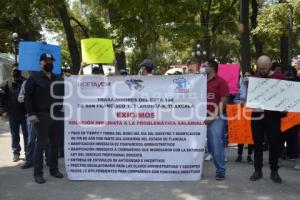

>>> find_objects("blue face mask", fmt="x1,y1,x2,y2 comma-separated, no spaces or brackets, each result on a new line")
243,77,249,82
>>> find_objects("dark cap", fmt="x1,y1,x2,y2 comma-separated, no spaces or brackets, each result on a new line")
140,59,155,69
40,53,55,61
119,68,128,75
92,64,104,75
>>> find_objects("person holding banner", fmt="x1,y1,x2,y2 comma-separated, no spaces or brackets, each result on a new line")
25,53,64,184
250,55,285,183
203,59,229,181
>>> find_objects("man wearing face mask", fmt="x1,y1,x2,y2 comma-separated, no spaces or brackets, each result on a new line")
203,59,229,181
25,53,64,184
250,55,285,183
0,63,28,162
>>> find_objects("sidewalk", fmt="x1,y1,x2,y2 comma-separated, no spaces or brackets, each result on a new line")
0,120,299,200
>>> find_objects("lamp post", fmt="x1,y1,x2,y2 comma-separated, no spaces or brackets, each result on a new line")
11,32,19,63
192,41,202,72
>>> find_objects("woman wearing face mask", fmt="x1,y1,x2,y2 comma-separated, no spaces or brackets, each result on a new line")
234,70,255,163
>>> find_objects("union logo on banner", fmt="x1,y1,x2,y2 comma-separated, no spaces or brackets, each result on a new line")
125,79,144,91
173,78,189,93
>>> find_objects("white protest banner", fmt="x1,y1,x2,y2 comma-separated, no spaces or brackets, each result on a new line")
246,77,300,112
63,75,207,181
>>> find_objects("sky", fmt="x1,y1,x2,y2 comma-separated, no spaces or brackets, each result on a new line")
40,0,75,45
40,27,59,45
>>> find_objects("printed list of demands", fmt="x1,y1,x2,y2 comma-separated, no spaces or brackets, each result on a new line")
67,130,204,175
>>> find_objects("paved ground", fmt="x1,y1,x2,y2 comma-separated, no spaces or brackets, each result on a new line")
0,119,299,200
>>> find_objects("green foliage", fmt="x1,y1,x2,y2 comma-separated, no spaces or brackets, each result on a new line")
1,0,298,70
0,0,42,52
253,0,300,59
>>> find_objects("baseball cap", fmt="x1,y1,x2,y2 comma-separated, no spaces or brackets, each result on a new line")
119,68,128,75
140,59,155,69
40,53,55,61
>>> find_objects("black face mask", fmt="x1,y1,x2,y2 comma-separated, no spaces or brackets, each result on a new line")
12,70,21,79
44,63,54,72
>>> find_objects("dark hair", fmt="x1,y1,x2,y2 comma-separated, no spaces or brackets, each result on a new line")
145,66,153,74
207,59,218,72
173,71,182,75
12,63,18,68
92,64,104,75
244,69,255,76
271,62,281,71
140,59,155,74
119,69,128,75
283,66,297,78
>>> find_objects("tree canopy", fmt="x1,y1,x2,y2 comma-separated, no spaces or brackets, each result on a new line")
0,0,299,73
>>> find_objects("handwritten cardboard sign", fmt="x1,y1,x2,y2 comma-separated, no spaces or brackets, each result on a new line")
81,38,114,64
227,104,254,144
246,77,300,112
18,41,61,74
281,112,300,132
218,64,240,94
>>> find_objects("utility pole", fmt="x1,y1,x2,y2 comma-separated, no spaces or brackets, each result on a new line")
240,0,251,73
278,0,293,66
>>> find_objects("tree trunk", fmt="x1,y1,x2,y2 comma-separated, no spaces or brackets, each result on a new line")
141,0,150,60
69,17,90,38
140,42,149,59
151,38,157,65
240,0,251,73
53,0,81,74
278,0,291,67
251,0,263,59
280,35,289,67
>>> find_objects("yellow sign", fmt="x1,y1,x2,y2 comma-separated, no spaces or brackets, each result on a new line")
81,38,114,64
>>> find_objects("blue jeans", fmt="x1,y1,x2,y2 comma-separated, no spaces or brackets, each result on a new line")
25,116,37,164
207,117,226,175
222,112,228,147
26,116,49,164
8,115,28,156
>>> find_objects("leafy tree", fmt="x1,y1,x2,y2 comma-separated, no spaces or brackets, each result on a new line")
0,0,42,53
253,0,300,63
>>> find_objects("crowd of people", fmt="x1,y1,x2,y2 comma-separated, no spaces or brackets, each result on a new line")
0,54,64,184
0,53,299,184
204,56,300,183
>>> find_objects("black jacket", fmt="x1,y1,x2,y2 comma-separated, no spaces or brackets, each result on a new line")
0,77,27,116
25,72,64,116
